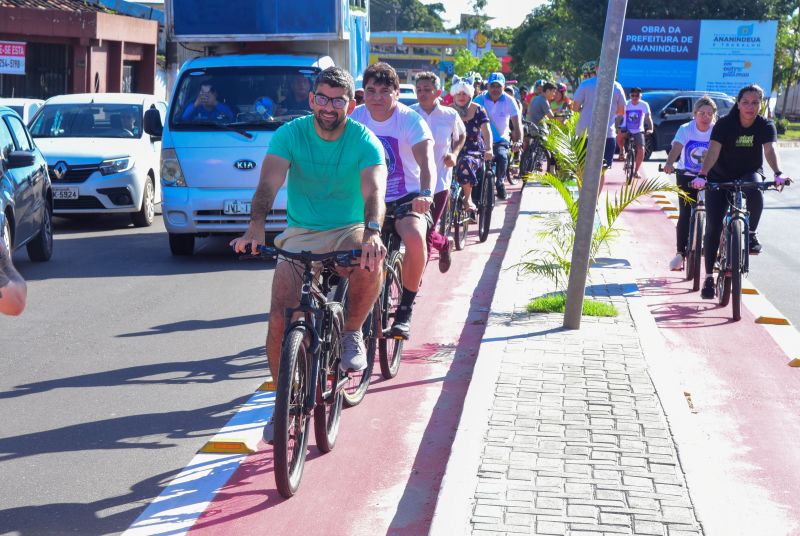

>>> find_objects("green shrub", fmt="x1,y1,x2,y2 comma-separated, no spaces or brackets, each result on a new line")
775,117,789,135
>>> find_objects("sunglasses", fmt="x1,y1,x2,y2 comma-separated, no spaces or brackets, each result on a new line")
313,93,348,109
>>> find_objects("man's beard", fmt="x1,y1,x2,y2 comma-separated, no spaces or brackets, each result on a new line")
315,110,344,131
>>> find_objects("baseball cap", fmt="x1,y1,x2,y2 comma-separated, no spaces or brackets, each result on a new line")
487,72,505,87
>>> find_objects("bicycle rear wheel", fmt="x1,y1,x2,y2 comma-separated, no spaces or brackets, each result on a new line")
478,163,493,243
519,146,533,178
716,230,731,307
731,219,744,321
379,253,404,379
273,326,311,498
314,303,345,452
690,211,704,292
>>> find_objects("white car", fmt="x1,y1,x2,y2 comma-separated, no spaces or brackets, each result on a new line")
28,93,166,227
0,98,44,124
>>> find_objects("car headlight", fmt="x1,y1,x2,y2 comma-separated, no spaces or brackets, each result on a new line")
99,157,135,175
160,148,186,187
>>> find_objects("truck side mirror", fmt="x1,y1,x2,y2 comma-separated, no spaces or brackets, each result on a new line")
143,108,163,139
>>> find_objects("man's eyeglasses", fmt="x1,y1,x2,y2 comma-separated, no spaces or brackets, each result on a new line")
313,93,348,109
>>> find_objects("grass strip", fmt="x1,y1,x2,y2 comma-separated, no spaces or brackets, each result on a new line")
527,292,618,317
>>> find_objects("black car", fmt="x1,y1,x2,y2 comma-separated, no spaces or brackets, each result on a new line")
640,90,735,160
0,106,53,261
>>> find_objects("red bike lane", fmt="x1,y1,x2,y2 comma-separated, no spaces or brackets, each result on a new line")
609,167,800,532
183,185,522,535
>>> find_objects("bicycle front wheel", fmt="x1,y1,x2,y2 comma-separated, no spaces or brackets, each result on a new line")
690,210,704,292
379,253,404,379
625,152,635,185
716,230,731,307
274,326,311,498
314,303,345,452
731,219,744,321
478,166,493,243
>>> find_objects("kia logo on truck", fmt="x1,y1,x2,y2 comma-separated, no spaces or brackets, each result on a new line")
234,159,257,170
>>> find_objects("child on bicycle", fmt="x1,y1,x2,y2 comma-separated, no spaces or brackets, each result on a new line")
663,96,717,272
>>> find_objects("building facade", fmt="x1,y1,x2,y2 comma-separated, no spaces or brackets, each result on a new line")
0,0,158,99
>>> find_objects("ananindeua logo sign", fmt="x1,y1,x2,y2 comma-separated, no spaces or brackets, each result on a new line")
618,19,778,95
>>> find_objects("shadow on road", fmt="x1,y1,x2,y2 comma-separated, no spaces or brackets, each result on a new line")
117,313,268,338
0,346,265,401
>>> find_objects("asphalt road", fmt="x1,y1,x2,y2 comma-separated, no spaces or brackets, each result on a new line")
644,145,800,326
0,215,273,535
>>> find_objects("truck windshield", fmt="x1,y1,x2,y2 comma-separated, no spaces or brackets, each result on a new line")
29,103,144,139
170,66,319,130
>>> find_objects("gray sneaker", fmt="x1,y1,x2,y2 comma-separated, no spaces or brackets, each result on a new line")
263,417,274,445
340,330,367,372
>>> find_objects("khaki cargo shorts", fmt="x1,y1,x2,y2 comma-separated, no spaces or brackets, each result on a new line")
274,223,364,255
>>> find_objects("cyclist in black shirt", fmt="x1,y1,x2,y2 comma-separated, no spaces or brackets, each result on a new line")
691,84,790,299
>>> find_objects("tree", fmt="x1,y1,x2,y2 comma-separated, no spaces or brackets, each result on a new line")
453,49,479,77
477,50,502,78
370,0,446,32
774,12,800,101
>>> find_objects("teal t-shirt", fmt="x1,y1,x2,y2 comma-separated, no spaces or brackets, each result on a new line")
267,115,385,230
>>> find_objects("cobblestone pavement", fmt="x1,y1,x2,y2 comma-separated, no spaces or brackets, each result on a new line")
430,184,703,536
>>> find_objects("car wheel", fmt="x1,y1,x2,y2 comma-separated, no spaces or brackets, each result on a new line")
169,233,195,256
2,215,12,252
131,178,155,227
644,134,655,161
27,202,54,262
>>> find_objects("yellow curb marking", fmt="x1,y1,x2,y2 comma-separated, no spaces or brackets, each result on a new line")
661,206,678,212
257,381,277,391
655,200,671,205
755,316,791,326
741,288,759,295
789,359,800,368
198,440,255,455
651,194,667,199
668,215,679,220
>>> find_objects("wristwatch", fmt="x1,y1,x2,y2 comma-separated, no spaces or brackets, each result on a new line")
365,220,381,233
418,189,432,197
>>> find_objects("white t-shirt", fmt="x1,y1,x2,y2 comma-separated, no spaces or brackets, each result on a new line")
411,101,466,194
351,103,433,202
624,100,651,134
573,77,626,138
473,92,520,143
672,120,713,173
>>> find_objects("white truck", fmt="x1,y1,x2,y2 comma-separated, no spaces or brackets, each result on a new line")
144,0,369,255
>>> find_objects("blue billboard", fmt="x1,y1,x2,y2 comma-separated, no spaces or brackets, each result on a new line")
618,19,778,95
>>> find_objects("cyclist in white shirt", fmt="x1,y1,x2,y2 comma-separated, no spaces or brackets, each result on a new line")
663,96,717,271
616,87,653,178
411,71,466,273
473,72,522,200
350,62,436,339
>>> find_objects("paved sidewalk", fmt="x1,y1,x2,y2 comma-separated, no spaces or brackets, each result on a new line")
430,182,703,536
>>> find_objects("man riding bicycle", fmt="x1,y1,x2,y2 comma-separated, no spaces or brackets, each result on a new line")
474,72,523,200
350,62,436,340
231,66,387,399
615,87,652,178
690,84,790,299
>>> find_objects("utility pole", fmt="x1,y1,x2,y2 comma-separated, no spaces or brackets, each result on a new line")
563,0,628,330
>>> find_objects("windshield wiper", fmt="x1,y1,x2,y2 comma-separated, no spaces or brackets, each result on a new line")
180,120,253,139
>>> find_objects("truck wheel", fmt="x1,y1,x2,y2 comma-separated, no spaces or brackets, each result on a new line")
131,178,155,227
169,233,195,256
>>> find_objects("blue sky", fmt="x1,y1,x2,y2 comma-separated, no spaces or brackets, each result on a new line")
421,0,544,29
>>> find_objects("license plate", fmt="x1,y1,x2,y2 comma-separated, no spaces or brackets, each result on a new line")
223,200,251,215
53,187,79,200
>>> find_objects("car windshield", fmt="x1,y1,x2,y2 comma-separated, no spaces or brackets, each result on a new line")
170,66,319,130
28,103,144,139
640,93,675,114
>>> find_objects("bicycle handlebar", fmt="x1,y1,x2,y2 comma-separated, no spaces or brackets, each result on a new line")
705,179,792,191
241,245,363,266
658,164,698,177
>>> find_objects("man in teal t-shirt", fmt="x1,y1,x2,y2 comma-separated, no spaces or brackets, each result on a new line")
232,67,388,407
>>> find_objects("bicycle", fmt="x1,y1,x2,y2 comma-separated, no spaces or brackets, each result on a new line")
660,165,705,291
438,175,470,251
244,245,362,498
707,178,789,321
623,133,636,185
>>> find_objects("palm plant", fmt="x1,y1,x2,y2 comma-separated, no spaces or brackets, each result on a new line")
518,114,686,290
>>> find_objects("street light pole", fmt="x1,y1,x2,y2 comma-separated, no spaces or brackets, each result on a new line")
563,0,628,330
